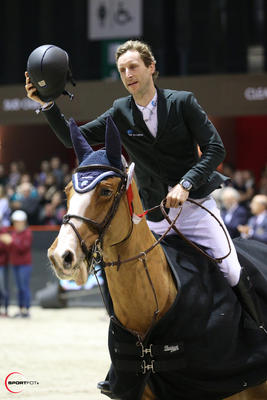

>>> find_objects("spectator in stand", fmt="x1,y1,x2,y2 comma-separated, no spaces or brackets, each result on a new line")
11,182,40,225
39,190,66,225
20,173,31,184
7,161,21,189
61,162,70,177
238,194,267,244
0,212,10,317
0,164,8,186
36,184,48,208
220,187,249,239
0,185,11,227
232,170,255,207
35,160,51,186
242,169,256,200
19,174,38,198
50,156,64,188
9,210,33,318
44,172,58,202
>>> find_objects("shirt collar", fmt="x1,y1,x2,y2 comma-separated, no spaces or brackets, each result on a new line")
135,92,158,112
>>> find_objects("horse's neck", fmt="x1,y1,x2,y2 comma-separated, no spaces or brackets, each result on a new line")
103,181,177,338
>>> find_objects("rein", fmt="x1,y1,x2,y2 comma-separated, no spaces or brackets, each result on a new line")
161,199,232,264
63,164,231,271
102,199,231,269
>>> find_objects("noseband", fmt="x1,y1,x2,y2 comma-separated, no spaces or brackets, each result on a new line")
62,164,128,268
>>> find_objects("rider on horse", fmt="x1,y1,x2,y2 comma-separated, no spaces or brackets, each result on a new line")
25,39,264,397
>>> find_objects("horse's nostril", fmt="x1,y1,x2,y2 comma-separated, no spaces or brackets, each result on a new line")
63,250,74,268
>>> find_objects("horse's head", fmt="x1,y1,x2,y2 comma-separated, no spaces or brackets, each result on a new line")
48,116,136,285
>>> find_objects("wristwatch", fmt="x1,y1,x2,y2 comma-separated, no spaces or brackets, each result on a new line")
179,179,192,191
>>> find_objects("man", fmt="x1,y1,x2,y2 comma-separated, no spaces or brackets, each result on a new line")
221,187,249,238
25,39,262,333
238,194,267,244
25,40,241,282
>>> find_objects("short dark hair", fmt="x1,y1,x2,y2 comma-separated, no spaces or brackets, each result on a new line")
116,40,159,81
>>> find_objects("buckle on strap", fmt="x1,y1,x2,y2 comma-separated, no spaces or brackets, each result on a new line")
141,360,155,374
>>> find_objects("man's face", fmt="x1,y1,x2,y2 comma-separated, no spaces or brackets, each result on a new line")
222,194,236,210
117,50,155,97
250,197,265,215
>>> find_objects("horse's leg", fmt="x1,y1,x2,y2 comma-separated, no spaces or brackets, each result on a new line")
225,382,267,400
141,384,156,400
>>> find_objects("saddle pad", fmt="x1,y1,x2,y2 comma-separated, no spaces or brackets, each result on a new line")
107,235,267,400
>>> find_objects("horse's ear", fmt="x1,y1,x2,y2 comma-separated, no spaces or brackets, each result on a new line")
69,118,94,163
105,116,122,170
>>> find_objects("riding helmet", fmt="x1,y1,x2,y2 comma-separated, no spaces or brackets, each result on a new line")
27,44,75,102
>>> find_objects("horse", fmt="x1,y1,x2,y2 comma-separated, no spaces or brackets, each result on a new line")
48,116,267,400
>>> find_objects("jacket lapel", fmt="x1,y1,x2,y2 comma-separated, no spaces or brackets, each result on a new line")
156,87,172,139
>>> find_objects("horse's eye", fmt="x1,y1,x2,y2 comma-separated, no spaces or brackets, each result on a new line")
100,188,113,197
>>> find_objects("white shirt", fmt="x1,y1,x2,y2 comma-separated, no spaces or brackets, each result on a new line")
135,92,158,137
255,210,267,226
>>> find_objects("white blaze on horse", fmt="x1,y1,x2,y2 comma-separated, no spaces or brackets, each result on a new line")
48,117,267,400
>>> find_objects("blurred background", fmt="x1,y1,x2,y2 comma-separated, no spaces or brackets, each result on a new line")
0,0,267,306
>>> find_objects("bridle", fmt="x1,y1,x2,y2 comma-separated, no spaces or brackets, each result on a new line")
62,164,128,265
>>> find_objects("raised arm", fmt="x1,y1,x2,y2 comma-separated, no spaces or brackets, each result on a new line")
25,71,111,148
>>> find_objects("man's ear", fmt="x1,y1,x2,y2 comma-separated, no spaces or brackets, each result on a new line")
149,62,156,74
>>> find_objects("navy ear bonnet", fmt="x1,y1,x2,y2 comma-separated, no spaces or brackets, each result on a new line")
72,150,121,193
69,116,124,193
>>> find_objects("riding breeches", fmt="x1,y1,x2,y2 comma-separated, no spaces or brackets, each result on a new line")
147,195,241,287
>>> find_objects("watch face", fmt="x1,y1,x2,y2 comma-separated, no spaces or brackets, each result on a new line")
182,180,191,190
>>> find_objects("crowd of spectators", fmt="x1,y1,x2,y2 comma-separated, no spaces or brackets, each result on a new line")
0,158,266,245
0,157,73,227
216,163,267,244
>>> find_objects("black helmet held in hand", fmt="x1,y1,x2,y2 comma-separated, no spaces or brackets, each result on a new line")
27,44,75,102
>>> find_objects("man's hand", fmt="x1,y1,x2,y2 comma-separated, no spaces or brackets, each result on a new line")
25,71,51,107
165,183,189,208
237,225,250,235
